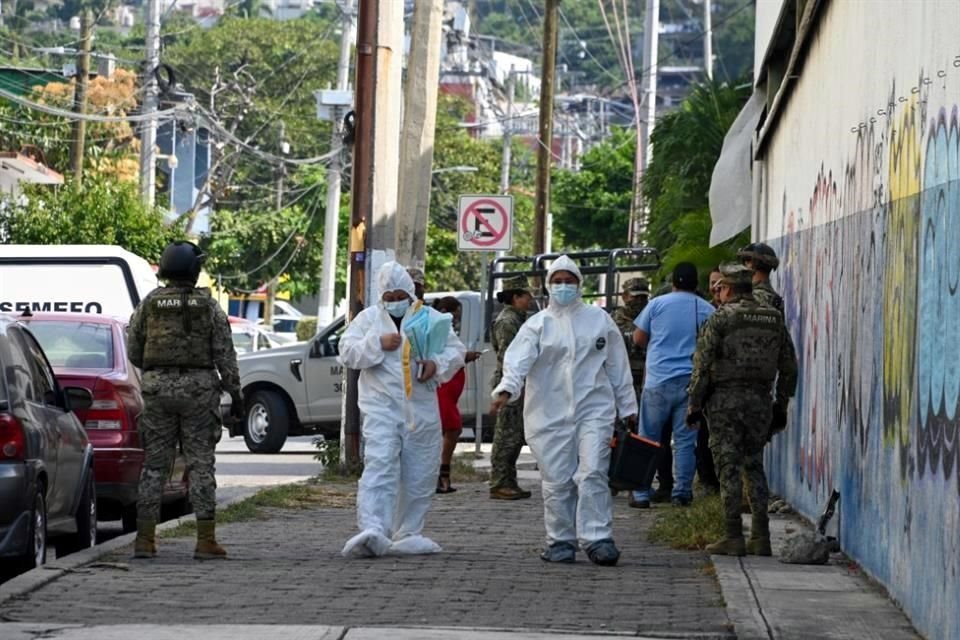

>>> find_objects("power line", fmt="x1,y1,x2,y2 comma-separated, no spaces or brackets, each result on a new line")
0,85,179,122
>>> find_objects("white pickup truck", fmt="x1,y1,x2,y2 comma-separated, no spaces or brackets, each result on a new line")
229,291,496,453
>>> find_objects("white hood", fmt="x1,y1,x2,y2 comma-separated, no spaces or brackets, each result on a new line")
546,254,583,284
376,261,416,301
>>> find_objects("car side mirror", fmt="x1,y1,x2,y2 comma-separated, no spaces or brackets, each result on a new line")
63,386,93,412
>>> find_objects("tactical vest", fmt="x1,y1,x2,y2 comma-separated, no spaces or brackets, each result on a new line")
142,288,215,370
712,302,783,386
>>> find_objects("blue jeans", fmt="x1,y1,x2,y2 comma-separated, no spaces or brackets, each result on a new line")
632,376,698,502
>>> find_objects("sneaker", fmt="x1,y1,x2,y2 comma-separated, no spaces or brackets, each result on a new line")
540,541,577,563
585,539,620,566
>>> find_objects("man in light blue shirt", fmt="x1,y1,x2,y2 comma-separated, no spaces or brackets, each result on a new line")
632,262,714,507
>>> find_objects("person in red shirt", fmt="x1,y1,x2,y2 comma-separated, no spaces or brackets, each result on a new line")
433,297,482,493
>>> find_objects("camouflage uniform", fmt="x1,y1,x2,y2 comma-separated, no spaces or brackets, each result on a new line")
128,283,241,521
751,280,783,312
688,265,797,554
490,304,527,492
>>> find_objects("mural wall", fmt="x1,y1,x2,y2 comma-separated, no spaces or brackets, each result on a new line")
757,2,960,638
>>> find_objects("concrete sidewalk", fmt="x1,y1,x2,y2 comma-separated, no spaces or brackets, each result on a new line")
0,472,920,639
714,516,920,639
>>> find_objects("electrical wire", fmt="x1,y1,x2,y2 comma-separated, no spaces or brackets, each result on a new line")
0,86,179,122
214,179,324,283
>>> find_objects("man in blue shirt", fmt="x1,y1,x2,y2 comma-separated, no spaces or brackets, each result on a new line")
632,262,715,507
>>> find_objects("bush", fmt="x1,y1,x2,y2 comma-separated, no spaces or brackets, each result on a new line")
297,317,318,341
313,437,362,479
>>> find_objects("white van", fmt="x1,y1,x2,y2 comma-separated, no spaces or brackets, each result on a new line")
0,245,159,319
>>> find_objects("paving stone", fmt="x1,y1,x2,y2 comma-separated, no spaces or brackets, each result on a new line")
0,483,731,637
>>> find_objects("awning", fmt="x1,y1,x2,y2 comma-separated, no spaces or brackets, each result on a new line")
708,90,765,246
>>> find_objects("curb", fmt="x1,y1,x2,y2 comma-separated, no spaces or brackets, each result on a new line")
0,488,260,608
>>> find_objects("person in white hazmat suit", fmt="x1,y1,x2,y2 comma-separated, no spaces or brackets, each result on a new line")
490,255,638,566
339,262,466,558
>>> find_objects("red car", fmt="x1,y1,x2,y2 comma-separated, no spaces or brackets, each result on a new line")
23,313,189,532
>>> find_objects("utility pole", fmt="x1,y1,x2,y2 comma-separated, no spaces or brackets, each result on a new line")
264,122,285,330
499,67,515,196
632,0,659,244
316,0,355,328
703,0,713,80
395,0,444,268
69,8,92,185
496,67,517,269
533,0,559,256
343,0,403,467
139,0,161,207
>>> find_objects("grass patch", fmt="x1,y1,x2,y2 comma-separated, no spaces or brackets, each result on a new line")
648,494,725,551
159,482,356,539
451,452,490,483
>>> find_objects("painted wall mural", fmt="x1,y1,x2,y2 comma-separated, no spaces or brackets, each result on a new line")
765,78,960,639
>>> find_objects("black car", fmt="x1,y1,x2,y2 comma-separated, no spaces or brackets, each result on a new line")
0,315,97,570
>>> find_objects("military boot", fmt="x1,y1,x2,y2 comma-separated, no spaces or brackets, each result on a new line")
133,519,157,559
194,519,227,560
706,517,746,556
746,513,772,556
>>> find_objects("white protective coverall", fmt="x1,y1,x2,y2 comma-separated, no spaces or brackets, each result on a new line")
492,255,638,548
338,262,466,557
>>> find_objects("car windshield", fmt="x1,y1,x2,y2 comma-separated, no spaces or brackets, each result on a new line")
232,331,255,354
27,321,114,369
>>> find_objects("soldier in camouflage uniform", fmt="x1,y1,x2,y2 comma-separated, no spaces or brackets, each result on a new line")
611,278,649,400
489,275,535,500
128,241,243,560
686,264,797,557
737,243,798,467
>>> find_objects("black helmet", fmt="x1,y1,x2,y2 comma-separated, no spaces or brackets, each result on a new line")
158,241,206,283
737,242,779,271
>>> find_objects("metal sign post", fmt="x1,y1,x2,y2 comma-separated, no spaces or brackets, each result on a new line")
475,251,489,454
458,194,513,450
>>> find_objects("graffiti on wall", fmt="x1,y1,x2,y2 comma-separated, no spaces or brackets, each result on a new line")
767,72,960,639
773,83,960,499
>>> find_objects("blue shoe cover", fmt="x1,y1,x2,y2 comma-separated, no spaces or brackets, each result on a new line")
540,541,577,563
585,539,620,566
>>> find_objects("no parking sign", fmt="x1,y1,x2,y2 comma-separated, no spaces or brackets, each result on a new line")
457,195,514,252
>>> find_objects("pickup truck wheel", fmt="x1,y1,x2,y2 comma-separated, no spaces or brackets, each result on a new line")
243,390,289,453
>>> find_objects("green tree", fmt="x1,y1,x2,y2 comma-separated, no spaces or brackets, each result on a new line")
0,175,182,261
642,79,751,281
551,127,635,250
425,94,538,292
199,168,342,301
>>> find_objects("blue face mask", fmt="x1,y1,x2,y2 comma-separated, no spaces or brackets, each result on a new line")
384,299,411,318
549,283,579,306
